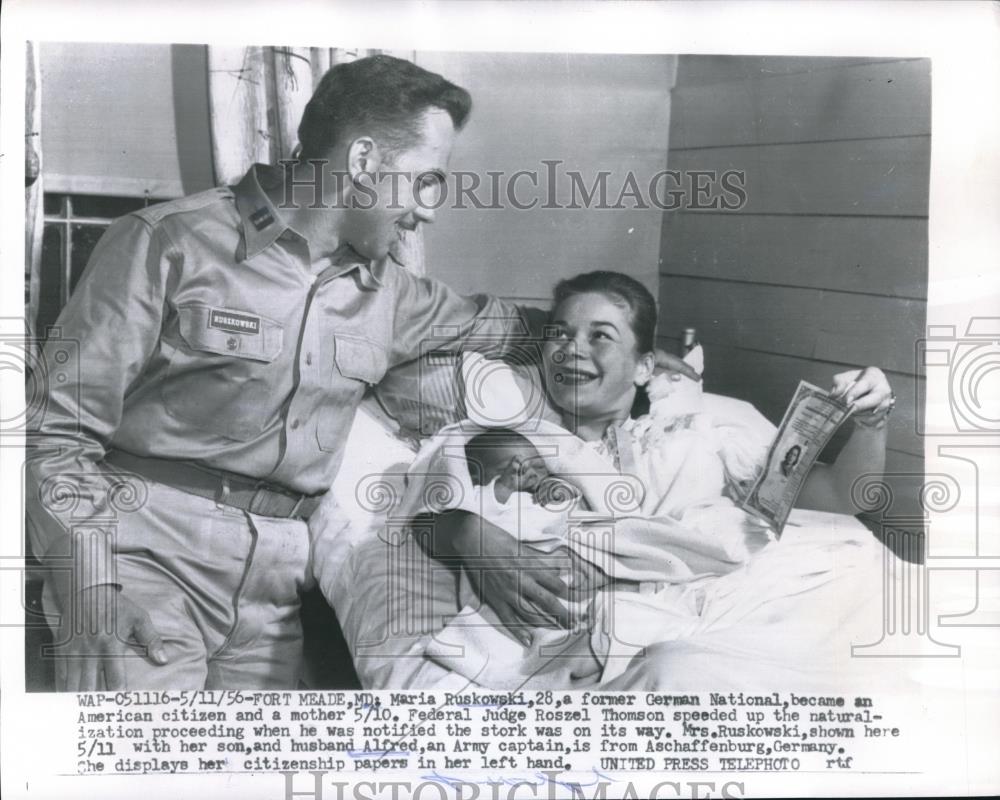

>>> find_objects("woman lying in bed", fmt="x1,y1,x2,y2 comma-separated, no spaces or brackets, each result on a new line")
421,269,894,689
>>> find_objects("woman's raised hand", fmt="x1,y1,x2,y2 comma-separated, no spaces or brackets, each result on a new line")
796,366,893,512
830,366,895,428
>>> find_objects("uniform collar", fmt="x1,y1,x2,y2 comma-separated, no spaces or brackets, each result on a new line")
233,163,385,288
325,244,386,289
233,164,290,260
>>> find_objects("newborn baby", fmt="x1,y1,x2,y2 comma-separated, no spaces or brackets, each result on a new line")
462,428,584,553
434,429,601,684
464,428,549,503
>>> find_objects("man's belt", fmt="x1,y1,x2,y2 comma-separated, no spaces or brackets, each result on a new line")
102,450,324,521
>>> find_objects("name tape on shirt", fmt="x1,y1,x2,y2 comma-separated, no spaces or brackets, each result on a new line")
209,309,261,335
249,207,275,230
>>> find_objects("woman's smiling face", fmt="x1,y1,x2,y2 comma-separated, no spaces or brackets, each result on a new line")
543,291,653,423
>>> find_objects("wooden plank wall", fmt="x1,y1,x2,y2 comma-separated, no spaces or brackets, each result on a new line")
418,52,676,308
660,56,930,506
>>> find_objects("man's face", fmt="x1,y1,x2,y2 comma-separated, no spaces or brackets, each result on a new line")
339,108,456,261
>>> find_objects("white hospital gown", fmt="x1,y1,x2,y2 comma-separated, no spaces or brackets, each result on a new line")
596,404,890,691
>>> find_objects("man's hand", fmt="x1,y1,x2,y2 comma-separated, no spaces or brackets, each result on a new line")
55,585,167,691
653,348,701,382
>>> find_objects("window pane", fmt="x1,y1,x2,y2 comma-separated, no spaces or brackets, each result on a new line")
43,193,63,215
71,194,156,218
36,225,66,338
69,224,109,293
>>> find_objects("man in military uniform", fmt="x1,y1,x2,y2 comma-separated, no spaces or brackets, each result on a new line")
26,55,693,690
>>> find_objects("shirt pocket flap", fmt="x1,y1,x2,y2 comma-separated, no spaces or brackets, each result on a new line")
177,305,283,362
333,334,387,384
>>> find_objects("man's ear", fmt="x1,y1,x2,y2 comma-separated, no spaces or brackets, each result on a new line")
634,352,655,387
346,136,383,182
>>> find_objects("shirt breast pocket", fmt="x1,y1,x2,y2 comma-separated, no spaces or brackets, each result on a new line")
316,333,388,452
333,334,388,383
162,304,284,442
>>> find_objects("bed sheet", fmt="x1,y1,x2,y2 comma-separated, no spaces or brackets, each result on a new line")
323,494,928,693
314,404,939,693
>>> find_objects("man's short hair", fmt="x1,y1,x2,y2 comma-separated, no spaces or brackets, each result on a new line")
297,54,472,161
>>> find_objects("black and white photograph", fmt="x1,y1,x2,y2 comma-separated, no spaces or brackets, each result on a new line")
2,1,999,798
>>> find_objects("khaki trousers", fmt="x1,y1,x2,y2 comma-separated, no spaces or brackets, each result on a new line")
43,478,313,690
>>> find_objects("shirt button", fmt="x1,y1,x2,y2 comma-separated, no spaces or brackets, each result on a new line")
290,419,301,430
226,337,238,351
305,352,313,366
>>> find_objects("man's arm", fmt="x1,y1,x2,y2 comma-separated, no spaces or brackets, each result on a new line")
26,214,171,686
387,265,700,379
386,266,540,366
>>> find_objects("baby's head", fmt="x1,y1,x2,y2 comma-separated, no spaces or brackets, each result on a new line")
464,429,550,502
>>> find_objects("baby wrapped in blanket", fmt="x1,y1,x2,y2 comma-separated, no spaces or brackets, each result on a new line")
462,428,585,554
416,348,775,688
430,428,609,687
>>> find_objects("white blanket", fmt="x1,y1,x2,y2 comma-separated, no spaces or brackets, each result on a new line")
327,506,901,691
393,420,782,688
316,404,915,693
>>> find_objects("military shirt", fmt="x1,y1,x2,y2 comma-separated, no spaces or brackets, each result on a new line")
26,164,540,590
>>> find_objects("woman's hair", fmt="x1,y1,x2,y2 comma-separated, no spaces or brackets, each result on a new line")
298,55,472,162
550,271,658,418
551,270,658,353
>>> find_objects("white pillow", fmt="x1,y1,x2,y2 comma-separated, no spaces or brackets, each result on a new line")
460,352,560,429
310,396,420,561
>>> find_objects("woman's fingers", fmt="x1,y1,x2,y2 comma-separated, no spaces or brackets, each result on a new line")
567,551,607,593
519,576,571,629
463,525,580,634
845,368,891,412
488,600,519,642
853,393,888,415
831,367,892,413
491,598,532,646
844,373,876,406
529,564,570,598
830,369,861,398
473,568,555,640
